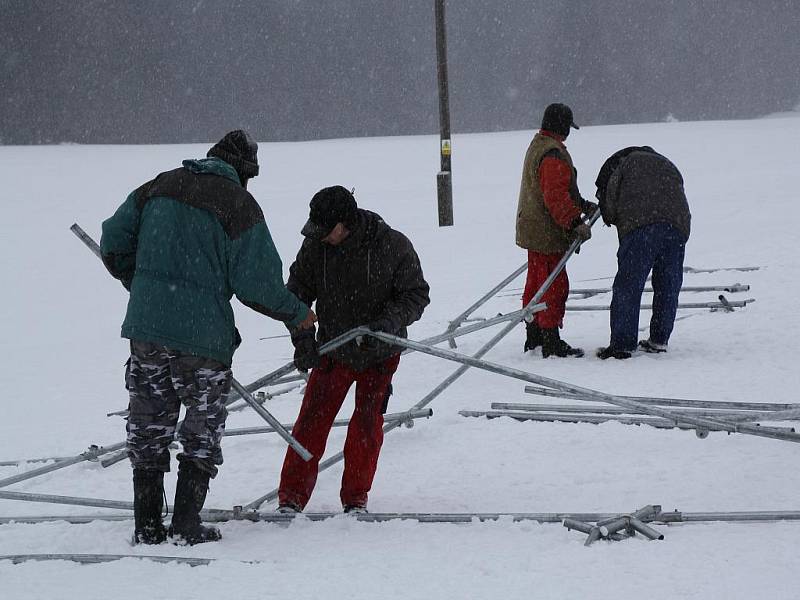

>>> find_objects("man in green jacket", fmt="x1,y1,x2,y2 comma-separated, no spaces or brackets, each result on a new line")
101,130,315,545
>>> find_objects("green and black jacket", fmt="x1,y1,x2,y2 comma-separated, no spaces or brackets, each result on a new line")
100,157,309,366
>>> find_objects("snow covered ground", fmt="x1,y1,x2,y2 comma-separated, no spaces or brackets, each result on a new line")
1,116,799,599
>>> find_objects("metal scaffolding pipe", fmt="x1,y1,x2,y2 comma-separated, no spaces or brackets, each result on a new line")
628,517,664,540
99,409,432,468
460,410,796,436
523,386,800,412
490,403,800,421
0,554,217,566
0,489,229,516
226,381,306,414
726,405,800,423
223,409,432,438
108,378,309,418
6,510,800,526
565,299,754,311
582,505,661,546
569,283,750,299
599,505,659,526
223,511,639,524
0,515,134,525
231,379,312,461
562,518,628,541
499,282,751,299
0,489,135,511
0,455,78,467
370,332,800,443
0,442,126,489
492,402,784,421
444,261,528,348
661,511,800,523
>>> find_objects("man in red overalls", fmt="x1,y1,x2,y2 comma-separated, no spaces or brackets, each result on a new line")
515,103,596,357
278,186,430,513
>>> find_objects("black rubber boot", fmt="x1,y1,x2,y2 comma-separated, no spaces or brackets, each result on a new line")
523,321,542,352
133,469,167,545
168,461,222,545
541,328,584,358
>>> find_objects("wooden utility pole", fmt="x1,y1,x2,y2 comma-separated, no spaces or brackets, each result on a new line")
435,0,453,226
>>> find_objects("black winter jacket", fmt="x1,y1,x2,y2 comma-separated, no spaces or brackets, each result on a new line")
598,148,691,242
287,209,430,371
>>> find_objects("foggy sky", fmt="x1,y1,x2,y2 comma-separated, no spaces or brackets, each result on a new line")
2,0,799,145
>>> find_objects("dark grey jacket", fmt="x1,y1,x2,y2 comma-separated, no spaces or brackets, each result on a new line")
288,209,430,371
601,150,691,241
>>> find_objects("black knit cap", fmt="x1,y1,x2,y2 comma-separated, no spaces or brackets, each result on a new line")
301,186,358,240
541,103,579,137
207,129,259,180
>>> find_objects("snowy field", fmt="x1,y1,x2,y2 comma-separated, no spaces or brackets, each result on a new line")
1,116,799,599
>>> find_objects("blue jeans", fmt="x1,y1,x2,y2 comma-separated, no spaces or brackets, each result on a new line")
610,223,686,351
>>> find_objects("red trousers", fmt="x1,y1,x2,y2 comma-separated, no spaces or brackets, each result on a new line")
278,354,401,509
521,250,569,329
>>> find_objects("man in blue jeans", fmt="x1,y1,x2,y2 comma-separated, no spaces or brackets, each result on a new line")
594,147,691,359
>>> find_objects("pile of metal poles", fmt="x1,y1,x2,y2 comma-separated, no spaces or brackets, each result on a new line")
459,385,800,439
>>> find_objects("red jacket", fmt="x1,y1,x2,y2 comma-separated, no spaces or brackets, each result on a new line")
538,130,580,230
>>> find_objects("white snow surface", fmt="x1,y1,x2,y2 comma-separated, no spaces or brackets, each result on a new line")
1,118,799,599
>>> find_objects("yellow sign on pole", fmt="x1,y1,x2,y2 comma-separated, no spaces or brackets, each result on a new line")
441,139,451,156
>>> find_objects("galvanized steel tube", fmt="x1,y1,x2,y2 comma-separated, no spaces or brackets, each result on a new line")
0,442,126,489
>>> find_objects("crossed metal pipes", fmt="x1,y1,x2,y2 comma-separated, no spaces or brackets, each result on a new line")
563,505,665,546
97,409,433,468
21,219,794,517
3,217,793,546
239,212,601,510
521,387,800,425
0,222,553,503
460,410,797,438
491,403,800,421
367,329,800,444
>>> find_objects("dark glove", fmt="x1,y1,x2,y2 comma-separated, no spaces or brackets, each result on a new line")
367,318,395,334
357,318,394,351
571,222,592,242
580,198,599,217
292,329,321,372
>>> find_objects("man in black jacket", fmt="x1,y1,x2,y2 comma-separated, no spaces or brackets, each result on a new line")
594,146,691,359
277,186,430,513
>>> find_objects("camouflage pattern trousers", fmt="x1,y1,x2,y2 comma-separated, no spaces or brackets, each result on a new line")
125,340,232,477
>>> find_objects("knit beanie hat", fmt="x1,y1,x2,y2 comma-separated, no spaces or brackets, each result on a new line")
207,130,259,180
541,103,579,137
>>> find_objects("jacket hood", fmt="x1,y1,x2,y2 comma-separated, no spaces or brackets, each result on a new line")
182,157,242,185
594,146,656,202
338,209,390,250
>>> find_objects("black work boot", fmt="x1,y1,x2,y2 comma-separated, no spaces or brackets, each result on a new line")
133,469,167,545
596,346,632,360
541,328,584,358
523,321,542,352
169,461,222,545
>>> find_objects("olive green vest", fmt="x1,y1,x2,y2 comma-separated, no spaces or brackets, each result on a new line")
515,133,580,253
